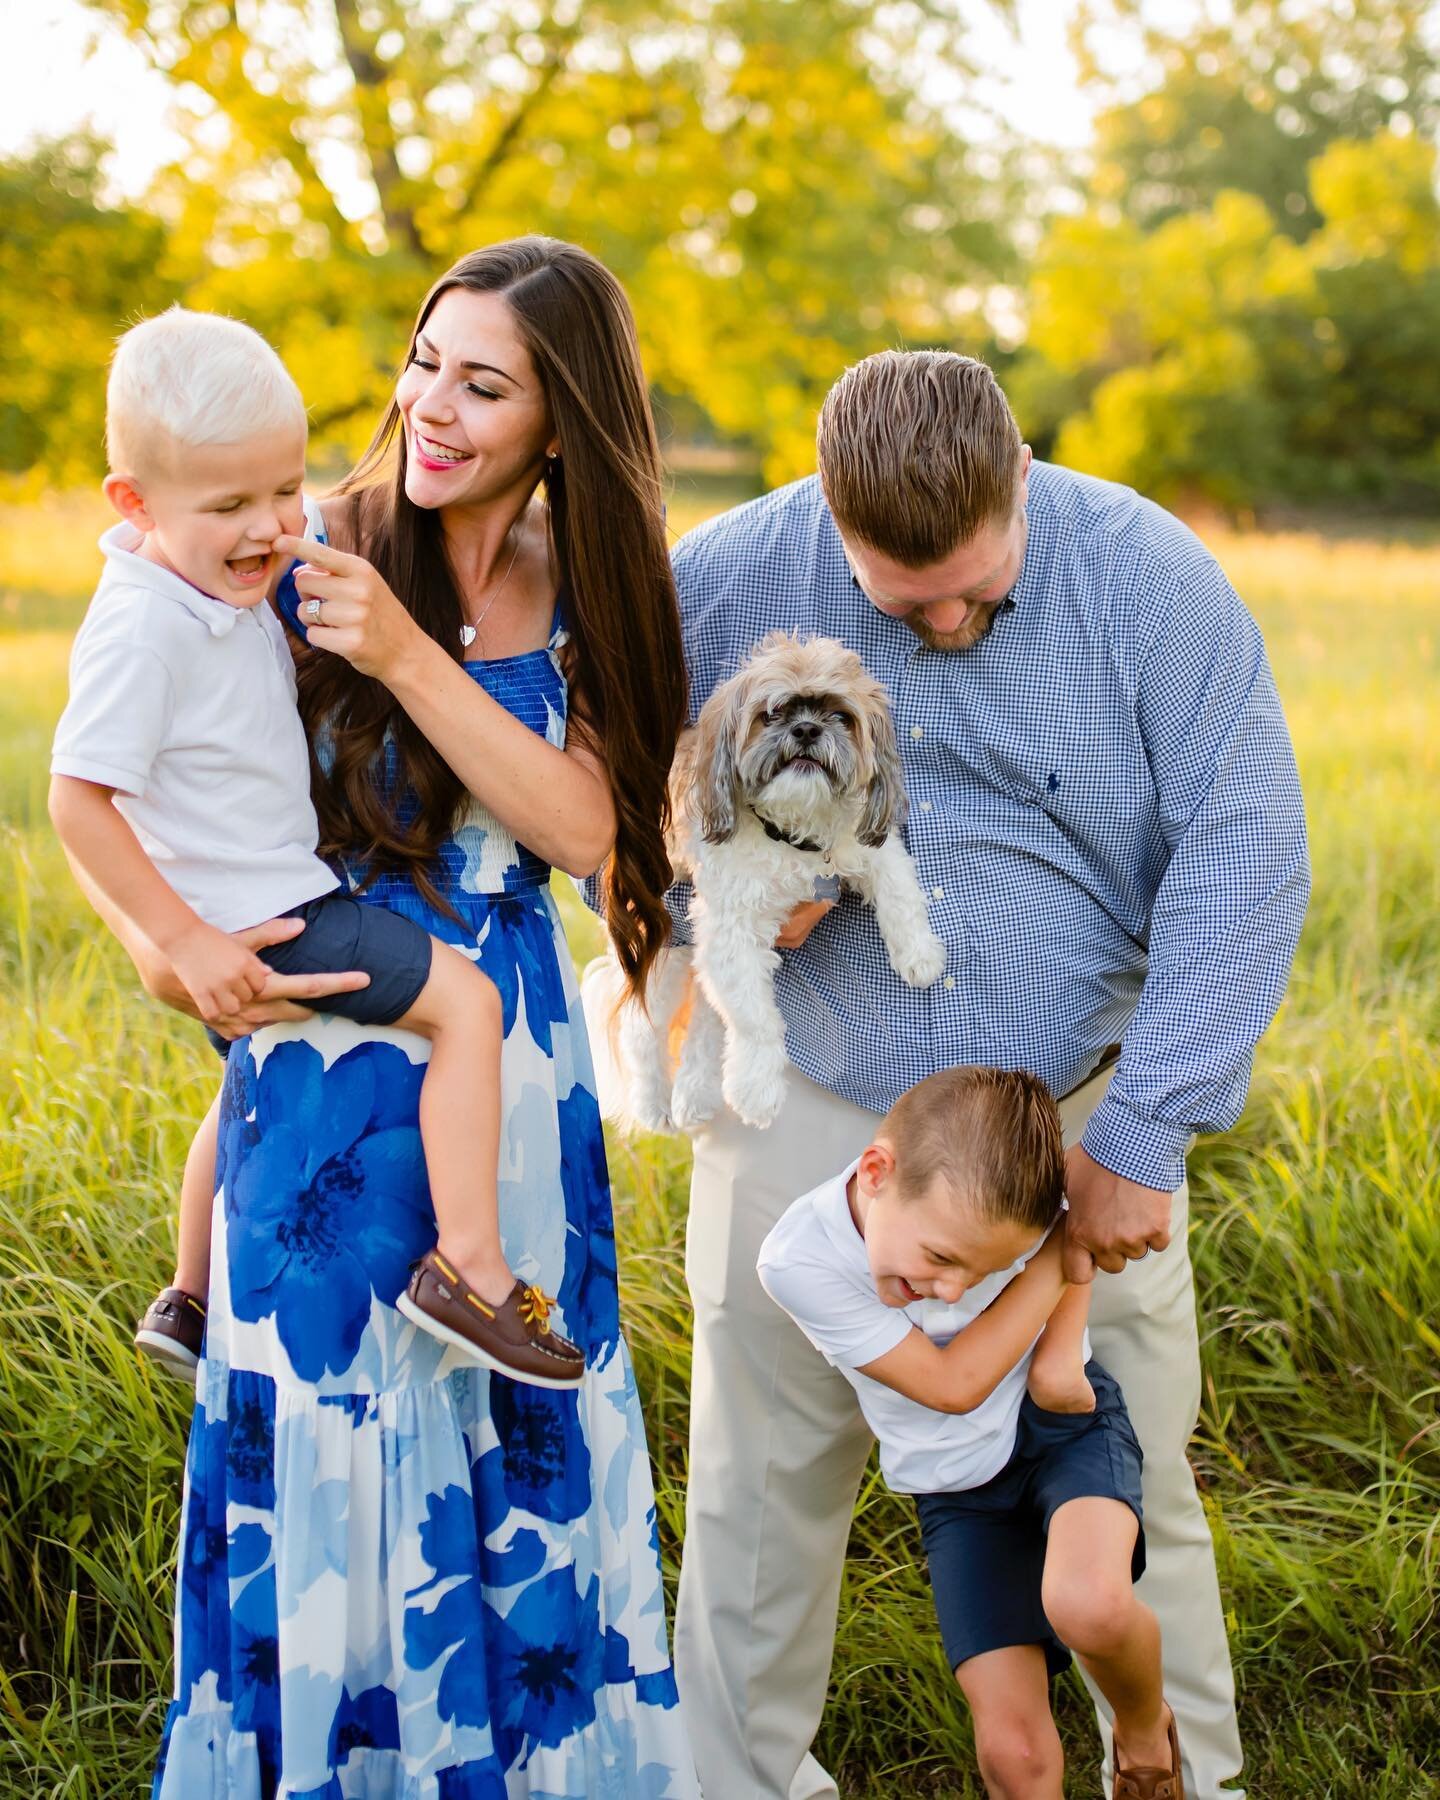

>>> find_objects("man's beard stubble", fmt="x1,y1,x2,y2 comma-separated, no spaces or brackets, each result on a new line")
904,600,1003,653
901,510,1025,653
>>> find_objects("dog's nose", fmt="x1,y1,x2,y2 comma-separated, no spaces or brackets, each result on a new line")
790,720,822,746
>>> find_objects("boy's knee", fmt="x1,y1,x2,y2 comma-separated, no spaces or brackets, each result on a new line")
429,941,501,1016
1042,1573,1135,1659
972,1714,1062,1798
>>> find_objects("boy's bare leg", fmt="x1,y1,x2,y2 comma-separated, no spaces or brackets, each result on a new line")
1042,1498,1174,1772
1025,1281,1095,1414
954,1643,1064,1800
173,1092,221,1297
395,941,510,1306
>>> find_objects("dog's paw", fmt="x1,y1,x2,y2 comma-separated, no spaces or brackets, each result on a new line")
628,1088,678,1136
673,1058,727,1130
676,1087,720,1130
722,1051,788,1128
893,930,947,988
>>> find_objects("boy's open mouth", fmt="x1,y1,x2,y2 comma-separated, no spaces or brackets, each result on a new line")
227,554,269,578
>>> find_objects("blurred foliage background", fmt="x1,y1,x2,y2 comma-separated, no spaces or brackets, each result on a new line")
3,5,1440,1794
3,0,1439,507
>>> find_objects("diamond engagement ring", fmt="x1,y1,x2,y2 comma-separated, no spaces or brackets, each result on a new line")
305,597,323,623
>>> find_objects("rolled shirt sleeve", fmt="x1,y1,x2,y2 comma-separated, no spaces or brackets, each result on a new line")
1081,564,1311,1191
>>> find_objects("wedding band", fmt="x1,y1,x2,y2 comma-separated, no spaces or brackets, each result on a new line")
306,597,323,623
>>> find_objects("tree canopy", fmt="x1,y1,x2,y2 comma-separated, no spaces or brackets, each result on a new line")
70,0,1018,480
8,0,1440,510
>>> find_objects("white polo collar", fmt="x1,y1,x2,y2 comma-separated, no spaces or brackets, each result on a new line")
817,1160,867,1267
98,523,245,638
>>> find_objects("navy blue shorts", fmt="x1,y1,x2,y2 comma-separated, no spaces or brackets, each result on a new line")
204,893,433,1057
915,1361,1145,1679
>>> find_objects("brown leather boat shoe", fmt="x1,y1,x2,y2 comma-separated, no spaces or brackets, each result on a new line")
135,1286,207,1380
397,1251,585,1390
1114,1707,1183,1800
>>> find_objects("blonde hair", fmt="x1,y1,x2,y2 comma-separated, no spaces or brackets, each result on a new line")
883,1066,1064,1231
106,307,306,475
816,350,1024,566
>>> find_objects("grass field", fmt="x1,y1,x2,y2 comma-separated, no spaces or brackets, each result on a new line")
1,488,1437,1797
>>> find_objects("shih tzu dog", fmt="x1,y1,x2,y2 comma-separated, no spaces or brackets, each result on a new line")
584,633,946,1134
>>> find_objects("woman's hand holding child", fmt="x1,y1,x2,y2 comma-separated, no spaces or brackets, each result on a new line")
165,919,272,1026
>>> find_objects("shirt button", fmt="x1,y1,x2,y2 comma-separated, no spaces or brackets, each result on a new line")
931,886,944,900
919,800,933,812
944,976,955,990
910,725,924,741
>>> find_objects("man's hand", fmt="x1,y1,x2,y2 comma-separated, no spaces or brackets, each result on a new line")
774,898,836,949
1062,1142,1173,1284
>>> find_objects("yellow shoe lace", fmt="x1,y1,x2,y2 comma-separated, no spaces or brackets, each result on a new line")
518,1285,556,1333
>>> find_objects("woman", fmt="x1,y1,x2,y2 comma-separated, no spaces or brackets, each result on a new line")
138,239,695,1794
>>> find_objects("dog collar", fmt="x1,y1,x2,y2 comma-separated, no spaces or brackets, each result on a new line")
751,807,827,856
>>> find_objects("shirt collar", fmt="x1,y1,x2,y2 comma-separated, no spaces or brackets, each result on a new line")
98,523,244,638
816,1159,868,1264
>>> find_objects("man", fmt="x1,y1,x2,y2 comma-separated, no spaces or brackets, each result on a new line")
667,351,1308,1799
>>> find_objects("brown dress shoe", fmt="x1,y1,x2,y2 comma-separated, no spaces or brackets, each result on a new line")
135,1286,207,1380
1114,1707,1184,1800
397,1251,586,1390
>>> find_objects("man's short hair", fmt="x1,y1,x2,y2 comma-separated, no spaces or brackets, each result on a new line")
882,1065,1064,1233
106,307,306,476
816,350,1024,566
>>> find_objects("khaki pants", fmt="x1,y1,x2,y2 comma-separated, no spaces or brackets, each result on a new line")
673,1066,1243,1800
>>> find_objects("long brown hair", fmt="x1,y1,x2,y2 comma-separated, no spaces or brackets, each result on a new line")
299,238,686,995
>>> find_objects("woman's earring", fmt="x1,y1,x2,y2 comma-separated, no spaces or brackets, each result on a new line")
545,453,561,481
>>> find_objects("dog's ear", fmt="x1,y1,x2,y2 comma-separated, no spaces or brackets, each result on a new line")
691,674,748,843
857,697,908,847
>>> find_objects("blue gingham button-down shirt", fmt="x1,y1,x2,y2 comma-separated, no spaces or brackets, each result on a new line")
666,462,1310,1192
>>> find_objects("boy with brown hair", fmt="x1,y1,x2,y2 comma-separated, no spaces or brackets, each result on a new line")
759,1066,1182,1800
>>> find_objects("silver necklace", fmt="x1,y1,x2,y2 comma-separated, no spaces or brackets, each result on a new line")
459,527,524,648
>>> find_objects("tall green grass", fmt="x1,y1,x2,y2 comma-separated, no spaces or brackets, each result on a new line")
1,515,1437,1796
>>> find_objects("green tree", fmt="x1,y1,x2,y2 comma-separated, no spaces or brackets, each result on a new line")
1011,129,1440,510
0,136,185,485
1072,0,1440,238
79,0,1020,481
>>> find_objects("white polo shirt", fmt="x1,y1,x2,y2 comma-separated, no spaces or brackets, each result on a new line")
759,1164,1080,1496
51,520,338,933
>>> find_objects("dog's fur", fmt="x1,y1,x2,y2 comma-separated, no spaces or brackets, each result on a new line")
583,633,946,1133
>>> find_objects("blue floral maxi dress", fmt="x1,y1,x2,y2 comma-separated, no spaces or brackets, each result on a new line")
153,619,699,1798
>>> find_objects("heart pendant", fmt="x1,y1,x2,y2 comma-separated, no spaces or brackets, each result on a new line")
459,624,477,648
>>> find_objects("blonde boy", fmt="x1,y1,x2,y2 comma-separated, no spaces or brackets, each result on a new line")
49,309,582,1388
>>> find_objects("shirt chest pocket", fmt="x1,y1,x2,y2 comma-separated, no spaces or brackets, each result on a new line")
972,724,1153,835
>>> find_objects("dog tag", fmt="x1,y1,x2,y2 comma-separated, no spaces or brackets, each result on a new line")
812,874,842,902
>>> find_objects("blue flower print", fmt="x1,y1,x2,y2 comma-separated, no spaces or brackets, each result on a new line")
229,1557,281,1775
154,633,699,1796
484,1380,592,1524
403,1486,493,1734
176,1407,232,1706
226,1041,428,1380
215,1039,259,1199
558,1079,617,1358
476,897,569,1054
485,1568,605,1764
330,1682,401,1765
226,1372,277,1511
592,1702,683,1800
436,1761,509,1800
